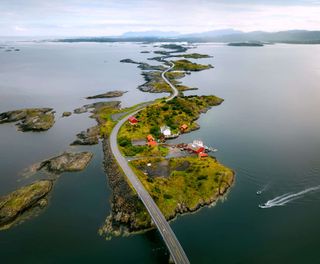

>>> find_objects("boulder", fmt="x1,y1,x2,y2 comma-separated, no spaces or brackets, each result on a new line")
40,152,93,173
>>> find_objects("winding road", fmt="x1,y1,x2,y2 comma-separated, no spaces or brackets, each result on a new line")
109,61,190,264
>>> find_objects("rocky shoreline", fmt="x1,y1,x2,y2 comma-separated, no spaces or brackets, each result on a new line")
99,138,151,237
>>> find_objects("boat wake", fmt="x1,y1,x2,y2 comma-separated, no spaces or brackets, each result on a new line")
259,185,320,209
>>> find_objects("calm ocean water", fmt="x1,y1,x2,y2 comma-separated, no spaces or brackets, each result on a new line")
0,40,320,263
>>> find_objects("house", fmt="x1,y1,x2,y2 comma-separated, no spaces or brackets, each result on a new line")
198,152,208,158
180,124,188,132
147,140,157,147
146,134,155,142
195,147,205,154
128,116,138,125
160,125,171,137
186,139,205,153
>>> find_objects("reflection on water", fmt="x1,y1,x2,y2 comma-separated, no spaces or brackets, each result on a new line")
1,41,320,263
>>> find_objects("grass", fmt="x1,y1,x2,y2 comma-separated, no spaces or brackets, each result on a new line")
118,95,223,142
176,53,212,59
172,59,213,71
130,156,234,219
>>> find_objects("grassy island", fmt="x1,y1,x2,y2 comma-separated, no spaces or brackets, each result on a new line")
118,95,223,141
172,59,213,71
130,156,234,219
176,53,212,59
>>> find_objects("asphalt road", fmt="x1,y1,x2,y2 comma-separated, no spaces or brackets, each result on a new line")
109,61,190,264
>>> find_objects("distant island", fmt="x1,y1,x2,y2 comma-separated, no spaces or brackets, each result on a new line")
228,42,264,47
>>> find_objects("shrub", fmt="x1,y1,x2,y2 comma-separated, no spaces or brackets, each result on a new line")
197,175,208,181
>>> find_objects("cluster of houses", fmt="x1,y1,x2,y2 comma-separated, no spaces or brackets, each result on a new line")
128,115,188,140
128,116,209,158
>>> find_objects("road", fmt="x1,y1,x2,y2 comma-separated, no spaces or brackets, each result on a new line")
109,61,190,264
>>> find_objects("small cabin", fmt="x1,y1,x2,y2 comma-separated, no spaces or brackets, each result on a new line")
198,152,208,158
128,116,138,125
147,140,157,147
180,124,188,132
147,134,155,142
195,147,205,154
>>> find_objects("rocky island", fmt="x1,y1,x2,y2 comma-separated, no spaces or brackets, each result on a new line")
86,90,127,99
0,108,55,131
0,180,53,230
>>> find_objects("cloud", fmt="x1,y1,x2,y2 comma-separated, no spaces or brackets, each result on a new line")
0,0,319,36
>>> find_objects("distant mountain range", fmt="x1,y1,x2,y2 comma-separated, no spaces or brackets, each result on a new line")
58,29,320,44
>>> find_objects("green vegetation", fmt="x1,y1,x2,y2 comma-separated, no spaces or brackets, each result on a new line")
160,44,188,53
130,156,234,219
172,59,213,71
118,95,223,143
0,180,53,230
176,53,212,59
165,71,198,92
139,71,171,93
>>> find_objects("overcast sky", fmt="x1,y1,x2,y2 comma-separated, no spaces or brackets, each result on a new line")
1,0,320,36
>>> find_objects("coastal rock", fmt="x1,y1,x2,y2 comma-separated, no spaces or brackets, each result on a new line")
0,108,55,131
74,101,121,115
86,90,127,99
0,180,53,230
74,106,87,114
71,125,100,145
62,111,72,117
39,152,93,173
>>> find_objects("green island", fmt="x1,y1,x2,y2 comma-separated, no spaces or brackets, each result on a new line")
172,59,213,71
175,53,212,59
0,180,53,230
118,95,223,142
130,156,234,220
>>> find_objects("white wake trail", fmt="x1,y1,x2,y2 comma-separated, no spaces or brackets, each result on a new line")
259,185,320,209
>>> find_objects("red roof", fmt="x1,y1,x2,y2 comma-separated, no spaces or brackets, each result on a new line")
147,140,157,147
198,152,208,158
195,147,205,153
147,134,155,142
180,124,188,130
128,116,138,124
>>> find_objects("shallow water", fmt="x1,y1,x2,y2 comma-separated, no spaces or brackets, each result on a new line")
1,41,320,263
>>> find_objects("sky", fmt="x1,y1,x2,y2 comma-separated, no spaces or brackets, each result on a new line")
0,0,320,36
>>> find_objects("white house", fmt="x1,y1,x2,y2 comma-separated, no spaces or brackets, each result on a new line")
192,140,204,148
160,125,172,137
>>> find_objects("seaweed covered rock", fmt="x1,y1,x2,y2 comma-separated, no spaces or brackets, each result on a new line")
0,180,53,230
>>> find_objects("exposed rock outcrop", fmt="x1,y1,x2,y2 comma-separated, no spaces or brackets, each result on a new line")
71,125,100,145
0,180,53,230
86,90,127,99
0,108,55,131
39,152,93,173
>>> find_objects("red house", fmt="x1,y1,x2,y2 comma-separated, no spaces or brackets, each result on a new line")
128,116,138,125
147,140,157,147
198,152,208,158
195,147,205,154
